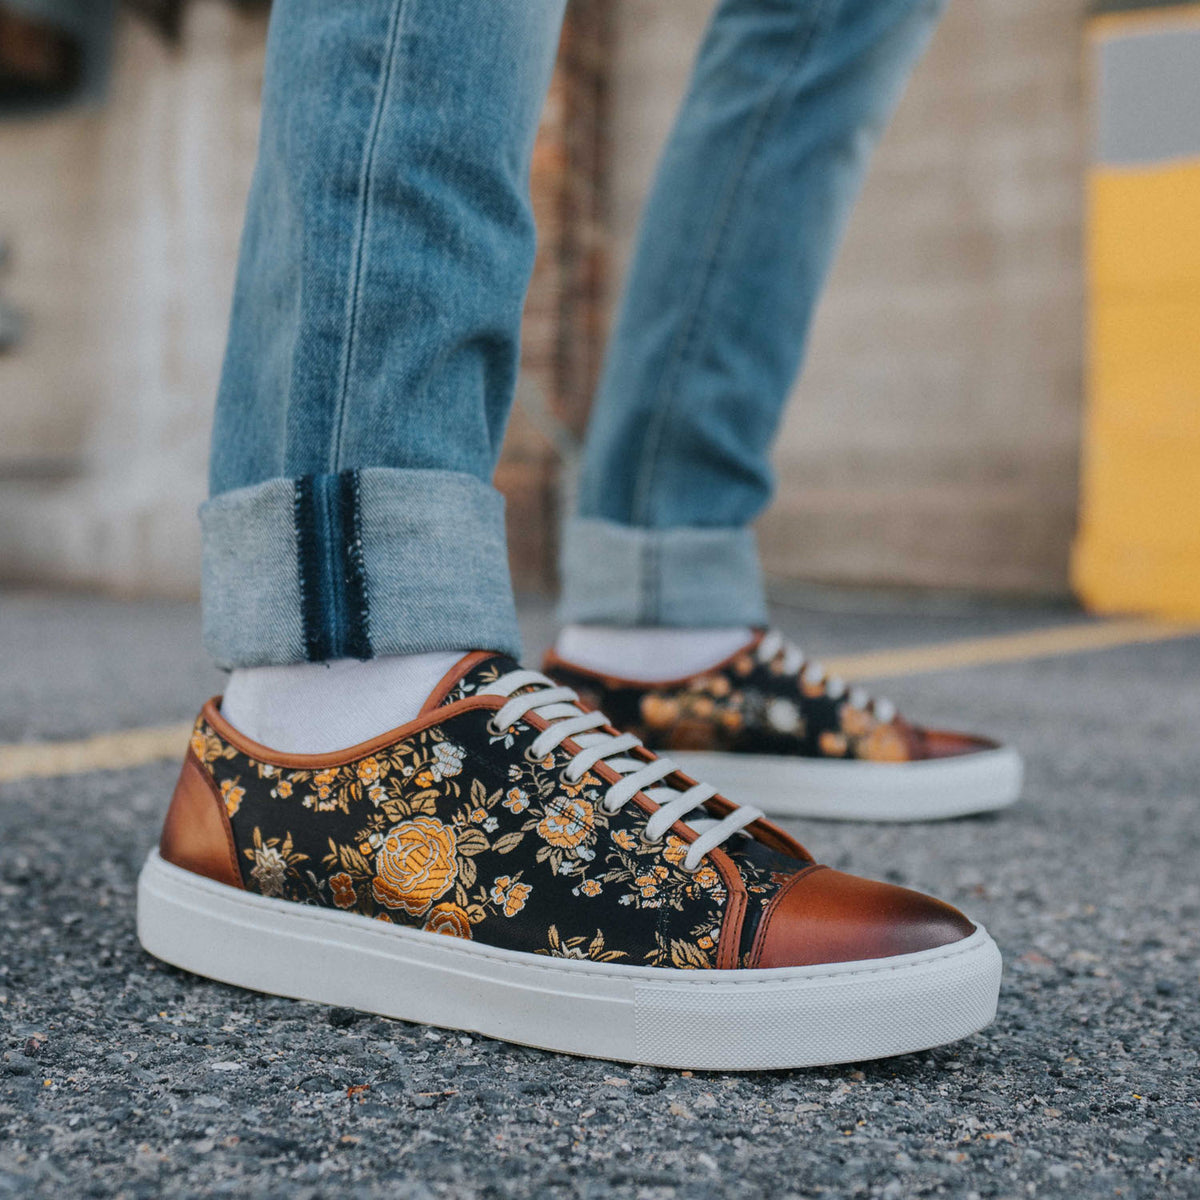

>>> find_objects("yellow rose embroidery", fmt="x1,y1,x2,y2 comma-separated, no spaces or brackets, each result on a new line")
219,779,245,818
819,730,849,758
489,875,531,917
635,865,669,898
640,694,681,730
424,903,472,939
663,836,688,866
371,816,457,915
503,788,529,814
840,705,874,738
356,757,384,785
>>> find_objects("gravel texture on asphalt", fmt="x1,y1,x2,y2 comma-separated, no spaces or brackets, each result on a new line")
1,589,1197,1199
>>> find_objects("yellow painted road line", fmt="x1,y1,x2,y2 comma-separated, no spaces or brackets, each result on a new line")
2,618,1198,787
821,617,1200,682
0,722,193,786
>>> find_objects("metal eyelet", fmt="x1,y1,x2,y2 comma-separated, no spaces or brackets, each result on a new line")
524,744,547,764
678,857,702,875
558,766,582,789
485,717,505,737
638,827,665,849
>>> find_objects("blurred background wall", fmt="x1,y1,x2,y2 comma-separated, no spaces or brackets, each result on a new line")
0,0,1093,601
612,1,1086,597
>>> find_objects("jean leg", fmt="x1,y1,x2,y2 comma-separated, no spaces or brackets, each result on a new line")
564,0,947,626
204,0,566,668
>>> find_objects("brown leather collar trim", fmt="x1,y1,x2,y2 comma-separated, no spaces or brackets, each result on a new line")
199,694,503,769
543,630,766,691
420,651,501,714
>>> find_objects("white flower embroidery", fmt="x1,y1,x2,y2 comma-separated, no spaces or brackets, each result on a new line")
430,741,465,780
250,845,288,897
766,697,802,735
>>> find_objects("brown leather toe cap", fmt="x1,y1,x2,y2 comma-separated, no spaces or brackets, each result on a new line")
906,726,998,760
749,865,975,969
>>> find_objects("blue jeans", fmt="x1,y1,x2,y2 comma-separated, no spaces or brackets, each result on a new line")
203,0,947,669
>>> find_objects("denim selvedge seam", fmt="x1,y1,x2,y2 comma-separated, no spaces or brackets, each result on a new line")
293,471,373,661
294,476,328,661
628,0,843,530
330,0,410,472
338,468,373,659
316,475,343,659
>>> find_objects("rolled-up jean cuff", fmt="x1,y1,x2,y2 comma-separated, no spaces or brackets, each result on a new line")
558,517,768,628
201,468,520,669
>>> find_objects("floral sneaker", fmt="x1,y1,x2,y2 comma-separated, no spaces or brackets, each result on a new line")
543,631,1023,822
138,651,1001,1069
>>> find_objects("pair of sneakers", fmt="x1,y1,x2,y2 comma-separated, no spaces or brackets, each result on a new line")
138,631,1021,1070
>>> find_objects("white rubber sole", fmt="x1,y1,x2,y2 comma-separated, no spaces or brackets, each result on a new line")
670,745,1024,822
137,851,1001,1070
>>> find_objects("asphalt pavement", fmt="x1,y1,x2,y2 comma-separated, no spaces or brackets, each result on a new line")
1,587,1197,1199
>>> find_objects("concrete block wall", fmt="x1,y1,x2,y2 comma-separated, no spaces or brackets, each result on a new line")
0,6,266,596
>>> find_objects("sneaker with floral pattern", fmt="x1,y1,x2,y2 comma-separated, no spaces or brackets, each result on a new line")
138,650,1001,1069
543,631,1023,822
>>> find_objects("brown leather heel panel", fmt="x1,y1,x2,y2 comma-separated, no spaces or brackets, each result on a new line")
159,752,244,889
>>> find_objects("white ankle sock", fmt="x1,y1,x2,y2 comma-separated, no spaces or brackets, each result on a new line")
220,651,466,754
555,625,754,682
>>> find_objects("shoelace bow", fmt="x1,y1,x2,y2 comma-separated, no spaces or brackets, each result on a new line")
480,670,763,871
756,629,897,724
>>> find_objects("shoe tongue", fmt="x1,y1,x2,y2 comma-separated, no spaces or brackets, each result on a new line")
427,651,523,711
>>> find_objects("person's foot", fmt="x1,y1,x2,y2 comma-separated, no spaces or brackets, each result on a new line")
138,651,1001,1069
544,630,1023,822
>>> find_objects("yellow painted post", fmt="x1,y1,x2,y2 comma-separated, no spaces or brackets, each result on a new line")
1073,2,1200,618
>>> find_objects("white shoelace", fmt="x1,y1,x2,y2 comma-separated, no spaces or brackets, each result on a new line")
757,630,896,724
480,670,764,871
